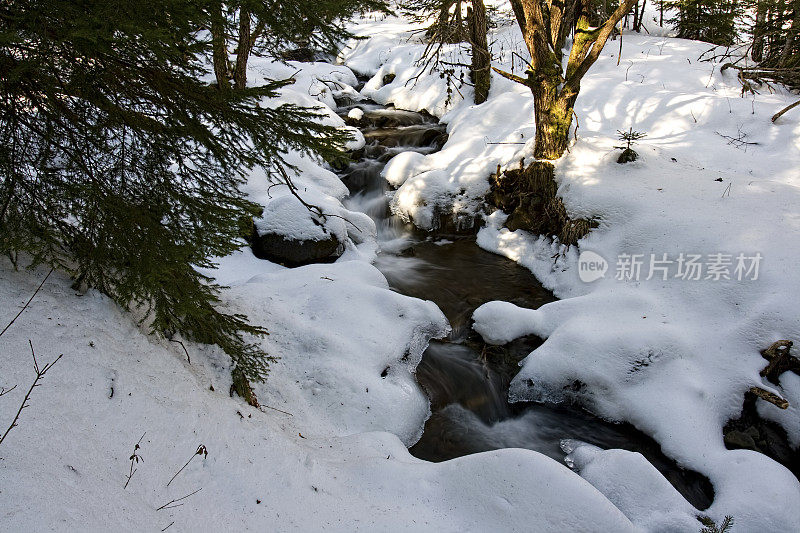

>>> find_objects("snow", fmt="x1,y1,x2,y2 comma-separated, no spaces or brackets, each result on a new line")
348,107,365,121
0,260,640,531
343,7,800,532
472,299,542,346
1,25,644,531
229,260,450,445
562,440,700,531
236,58,372,248
3,4,800,530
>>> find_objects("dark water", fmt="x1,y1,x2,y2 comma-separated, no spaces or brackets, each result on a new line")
337,102,713,510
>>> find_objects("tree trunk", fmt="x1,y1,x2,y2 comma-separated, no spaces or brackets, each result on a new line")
211,4,229,89
455,0,463,40
469,0,491,104
504,0,637,160
234,9,251,90
752,0,768,63
780,0,800,67
437,0,451,37
532,81,577,160
632,0,643,32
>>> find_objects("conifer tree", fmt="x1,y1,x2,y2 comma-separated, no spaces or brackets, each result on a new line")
0,0,354,403
210,0,388,89
665,0,740,45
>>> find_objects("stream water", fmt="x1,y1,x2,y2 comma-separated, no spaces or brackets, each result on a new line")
336,101,714,510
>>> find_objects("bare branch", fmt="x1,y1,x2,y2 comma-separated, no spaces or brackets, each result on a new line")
0,268,54,338
156,487,203,511
0,342,63,447
169,339,191,365
492,66,528,86
772,100,800,123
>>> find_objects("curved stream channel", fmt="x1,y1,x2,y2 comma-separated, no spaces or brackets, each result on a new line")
335,102,713,510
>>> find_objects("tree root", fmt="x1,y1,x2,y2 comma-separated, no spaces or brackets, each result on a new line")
488,160,597,246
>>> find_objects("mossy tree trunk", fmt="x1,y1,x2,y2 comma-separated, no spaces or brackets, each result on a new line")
531,78,578,159
497,0,638,161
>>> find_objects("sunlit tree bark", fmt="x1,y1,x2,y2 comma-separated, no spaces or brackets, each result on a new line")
495,0,638,159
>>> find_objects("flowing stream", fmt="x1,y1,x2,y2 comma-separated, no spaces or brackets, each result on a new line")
336,101,714,510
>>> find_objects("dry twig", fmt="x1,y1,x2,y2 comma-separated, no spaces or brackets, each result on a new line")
0,268,53,338
124,432,146,489
0,341,62,446
156,487,203,511
166,444,208,487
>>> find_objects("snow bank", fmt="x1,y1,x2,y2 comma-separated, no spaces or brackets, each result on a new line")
344,8,800,532
472,300,542,345
473,114,800,530
229,260,450,445
0,259,638,532
0,45,645,531
563,440,700,531
241,59,371,250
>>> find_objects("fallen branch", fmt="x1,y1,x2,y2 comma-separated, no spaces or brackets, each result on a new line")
749,386,789,409
772,100,800,123
759,339,800,384
715,129,759,150
0,341,63,446
259,404,293,417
